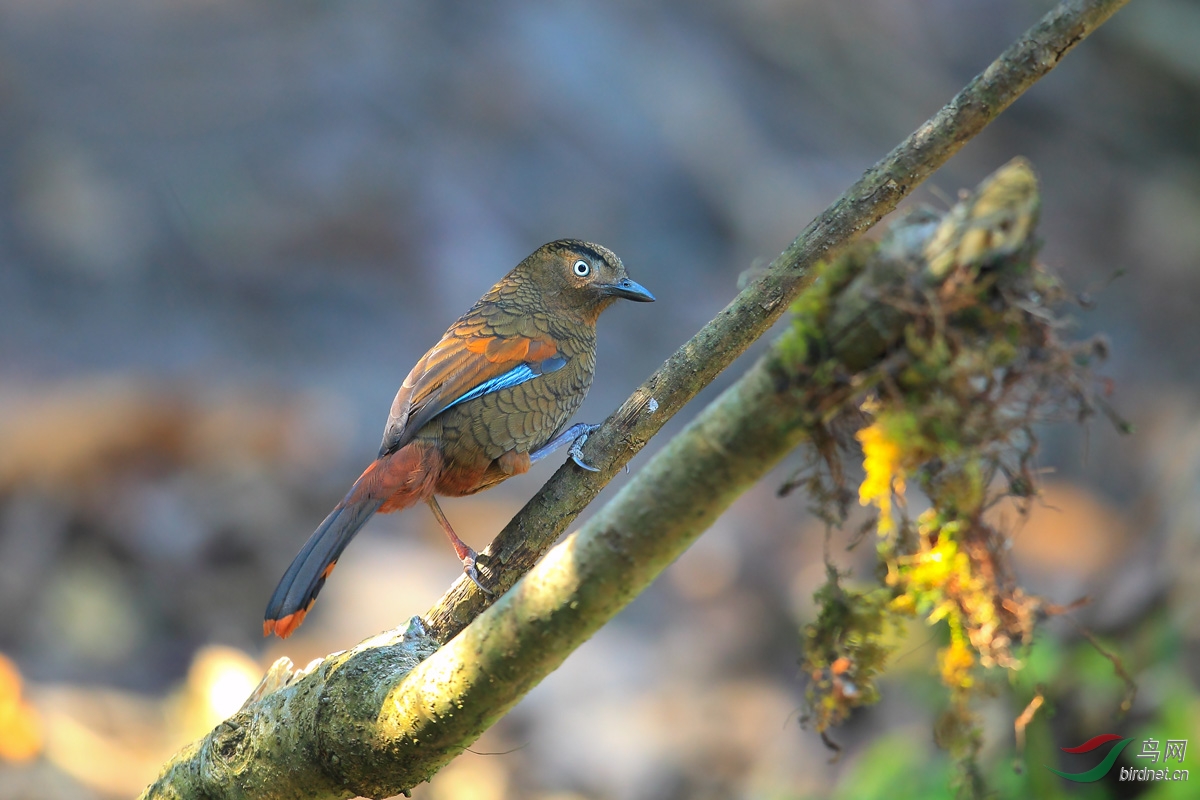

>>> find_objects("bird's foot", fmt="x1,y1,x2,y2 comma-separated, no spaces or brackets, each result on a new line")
569,425,601,472
529,422,602,471
462,548,495,597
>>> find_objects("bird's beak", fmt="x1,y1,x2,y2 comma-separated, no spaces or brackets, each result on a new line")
602,277,655,302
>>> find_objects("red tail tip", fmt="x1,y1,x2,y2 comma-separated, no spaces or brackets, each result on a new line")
264,609,306,639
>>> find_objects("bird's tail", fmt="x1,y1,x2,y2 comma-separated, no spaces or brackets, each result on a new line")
263,445,436,638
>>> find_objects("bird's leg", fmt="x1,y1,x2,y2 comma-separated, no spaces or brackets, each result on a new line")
425,496,493,596
529,423,602,472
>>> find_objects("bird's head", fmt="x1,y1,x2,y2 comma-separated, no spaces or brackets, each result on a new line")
520,239,655,321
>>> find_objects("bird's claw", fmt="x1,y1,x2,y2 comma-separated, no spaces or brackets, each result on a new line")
569,426,601,472
462,549,495,597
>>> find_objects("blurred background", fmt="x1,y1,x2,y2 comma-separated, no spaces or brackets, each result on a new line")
1,0,1198,798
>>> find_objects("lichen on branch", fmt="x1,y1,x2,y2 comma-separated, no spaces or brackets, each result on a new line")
790,161,1119,790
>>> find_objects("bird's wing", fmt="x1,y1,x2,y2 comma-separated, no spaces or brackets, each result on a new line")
379,317,565,457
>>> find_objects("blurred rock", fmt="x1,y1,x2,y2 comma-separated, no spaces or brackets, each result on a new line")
34,558,145,669
1138,394,1200,640
1110,0,1200,84
0,378,349,685
1127,164,1200,279
14,137,155,281
993,481,1130,595
991,480,1176,630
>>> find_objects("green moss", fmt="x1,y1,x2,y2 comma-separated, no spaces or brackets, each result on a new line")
802,568,909,732
777,243,875,374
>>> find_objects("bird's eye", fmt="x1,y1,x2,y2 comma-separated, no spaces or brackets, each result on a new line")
572,260,590,277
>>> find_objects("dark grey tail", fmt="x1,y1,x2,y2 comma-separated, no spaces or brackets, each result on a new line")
263,495,384,638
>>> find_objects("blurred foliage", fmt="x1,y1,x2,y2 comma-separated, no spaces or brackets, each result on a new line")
819,636,1200,800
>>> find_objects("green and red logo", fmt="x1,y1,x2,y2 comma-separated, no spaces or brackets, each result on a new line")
1048,734,1190,783
1046,734,1134,782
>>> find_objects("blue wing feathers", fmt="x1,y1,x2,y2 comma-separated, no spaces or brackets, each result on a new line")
538,354,569,374
444,356,567,411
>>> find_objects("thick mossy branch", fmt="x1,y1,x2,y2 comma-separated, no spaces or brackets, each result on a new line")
141,619,442,800
141,1,1130,797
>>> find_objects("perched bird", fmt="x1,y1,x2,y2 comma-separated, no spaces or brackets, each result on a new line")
264,240,654,638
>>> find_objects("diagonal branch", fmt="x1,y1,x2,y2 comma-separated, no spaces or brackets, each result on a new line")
140,2,1131,797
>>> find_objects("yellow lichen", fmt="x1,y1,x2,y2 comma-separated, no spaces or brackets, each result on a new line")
939,634,977,692
856,418,908,534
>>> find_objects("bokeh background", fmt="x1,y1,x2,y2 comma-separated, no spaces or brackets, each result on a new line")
1,1,1198,798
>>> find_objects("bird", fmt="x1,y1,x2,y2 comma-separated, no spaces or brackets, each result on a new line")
263,240,654,638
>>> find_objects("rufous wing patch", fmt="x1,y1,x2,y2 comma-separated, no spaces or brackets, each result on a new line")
464,336,558,364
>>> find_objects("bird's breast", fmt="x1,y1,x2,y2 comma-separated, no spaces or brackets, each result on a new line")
426,350,597,468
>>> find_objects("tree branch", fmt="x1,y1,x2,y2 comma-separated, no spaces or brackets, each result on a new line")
140,1,1130,797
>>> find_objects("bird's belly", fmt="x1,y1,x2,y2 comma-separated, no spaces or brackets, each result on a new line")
425,366,592,494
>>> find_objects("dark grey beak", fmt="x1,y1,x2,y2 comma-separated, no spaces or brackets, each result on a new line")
603,277,655,302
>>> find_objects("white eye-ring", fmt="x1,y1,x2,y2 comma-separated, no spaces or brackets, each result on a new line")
572,259,590,277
